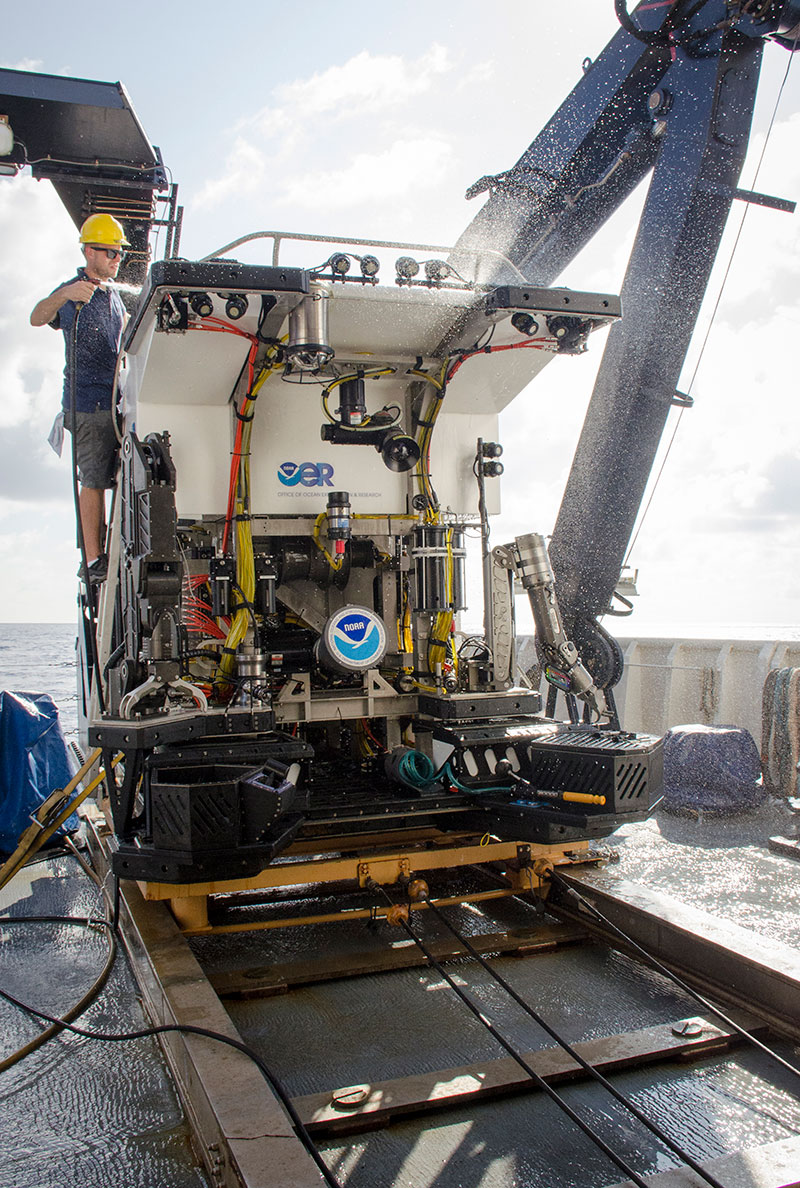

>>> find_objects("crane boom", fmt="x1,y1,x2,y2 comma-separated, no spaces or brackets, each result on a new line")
454,0,799,686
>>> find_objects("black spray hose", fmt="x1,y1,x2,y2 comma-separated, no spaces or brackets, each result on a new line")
0,914,117,1073
0,983,341,1188
420,893,727,1188
69,305,106,714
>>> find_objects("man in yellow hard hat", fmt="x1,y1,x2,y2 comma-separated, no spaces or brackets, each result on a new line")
30,213,129,583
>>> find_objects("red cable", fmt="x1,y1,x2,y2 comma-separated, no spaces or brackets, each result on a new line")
446,338,553,383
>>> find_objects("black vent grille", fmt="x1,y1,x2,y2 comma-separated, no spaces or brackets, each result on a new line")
150,765,245,851
526,730,662,812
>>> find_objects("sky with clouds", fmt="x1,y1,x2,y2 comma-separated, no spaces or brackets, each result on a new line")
1,1,799,634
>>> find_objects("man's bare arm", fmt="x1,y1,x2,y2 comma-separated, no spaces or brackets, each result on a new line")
30,279,98,327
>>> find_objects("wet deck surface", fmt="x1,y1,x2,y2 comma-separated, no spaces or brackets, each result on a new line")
2,795,799,1187
611,798,800,948
194,868,800,1188
0,854,208,1188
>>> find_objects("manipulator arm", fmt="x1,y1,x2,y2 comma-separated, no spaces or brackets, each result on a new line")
511,533,612,725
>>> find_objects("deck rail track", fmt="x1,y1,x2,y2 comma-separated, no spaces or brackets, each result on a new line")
83,814,800,1188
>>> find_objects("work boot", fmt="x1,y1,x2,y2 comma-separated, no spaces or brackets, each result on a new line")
78,553,108,584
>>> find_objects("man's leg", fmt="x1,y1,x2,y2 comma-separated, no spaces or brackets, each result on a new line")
72,407,118,568
78,485,105,563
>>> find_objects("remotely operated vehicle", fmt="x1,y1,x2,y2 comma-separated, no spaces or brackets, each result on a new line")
91,246,660,882
2,0,798,884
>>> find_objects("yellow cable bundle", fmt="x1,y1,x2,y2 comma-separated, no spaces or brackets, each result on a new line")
413,360,448,517
218,501,255,683
216,360,272,686
312,512,344,570
426,526,458,676
428,608,452,674
445,527,459,675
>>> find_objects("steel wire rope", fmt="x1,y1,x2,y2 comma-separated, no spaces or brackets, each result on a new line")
623,39,798,569
549,871,800,1086
368,883,655,1188
417,891,729,1188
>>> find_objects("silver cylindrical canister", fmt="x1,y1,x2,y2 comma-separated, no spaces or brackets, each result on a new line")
514,532,554,590
237,647,267,682
514,532,563,641
411,526,466,611
287,282,333,370
326,491,351,542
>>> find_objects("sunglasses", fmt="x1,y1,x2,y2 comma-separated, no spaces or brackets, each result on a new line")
87,245,125,260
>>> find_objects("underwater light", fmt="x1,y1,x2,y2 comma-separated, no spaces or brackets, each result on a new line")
395,256,419,280
189,292,214,318
359,254,380,278
225,294,248,320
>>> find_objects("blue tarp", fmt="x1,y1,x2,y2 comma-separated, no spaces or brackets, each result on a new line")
0,690,77,854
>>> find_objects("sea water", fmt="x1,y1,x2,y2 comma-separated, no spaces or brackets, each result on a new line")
2,619,800,746
0,622,79,740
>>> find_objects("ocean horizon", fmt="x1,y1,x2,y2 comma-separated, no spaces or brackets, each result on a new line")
3,618,800,745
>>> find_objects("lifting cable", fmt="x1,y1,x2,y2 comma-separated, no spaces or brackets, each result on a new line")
550,870,800,1087
624,38,798,568
418,890,729,1188
371,883,664,1188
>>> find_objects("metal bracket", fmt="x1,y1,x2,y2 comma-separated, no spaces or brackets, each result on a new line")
672,390,694,408
357,856,411,888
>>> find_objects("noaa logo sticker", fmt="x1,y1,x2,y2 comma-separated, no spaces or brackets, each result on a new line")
278,461,334,487
319,606,387,673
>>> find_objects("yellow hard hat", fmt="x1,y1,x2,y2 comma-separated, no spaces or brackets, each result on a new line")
79,213,130,247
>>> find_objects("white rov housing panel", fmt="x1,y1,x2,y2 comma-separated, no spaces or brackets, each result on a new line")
248,373,501,517
134,403,231,517
250,377,408,514
120,266,617,521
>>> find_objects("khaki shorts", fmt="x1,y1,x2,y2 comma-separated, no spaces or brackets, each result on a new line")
66,406,120,489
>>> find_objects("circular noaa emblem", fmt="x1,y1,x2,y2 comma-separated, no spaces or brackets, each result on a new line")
326,607,387,670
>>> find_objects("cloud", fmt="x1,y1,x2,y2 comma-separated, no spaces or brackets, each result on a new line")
192,45,460,217
0,422,69,503
0,177,75,430
276,136,455,211
747,451,800,516
0,58,43,71
0,505,78,622
272,45,452,119
192,136,269,212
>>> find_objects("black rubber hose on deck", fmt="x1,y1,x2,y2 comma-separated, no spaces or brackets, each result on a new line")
0,914,117,1073
0,988,342,1188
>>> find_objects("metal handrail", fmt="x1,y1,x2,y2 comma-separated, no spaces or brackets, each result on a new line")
200,229,528,282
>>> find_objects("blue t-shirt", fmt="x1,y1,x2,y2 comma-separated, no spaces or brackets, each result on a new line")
51,269,126,413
